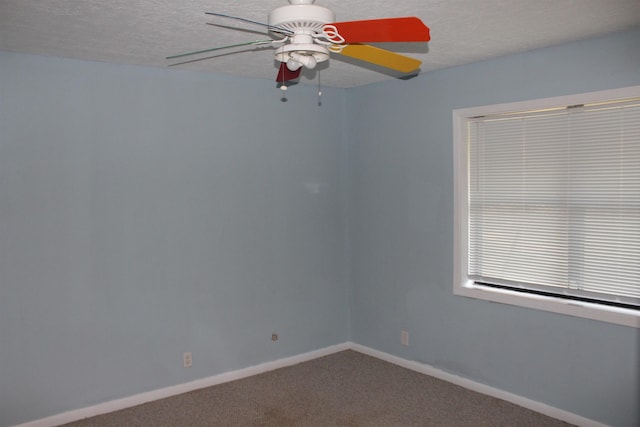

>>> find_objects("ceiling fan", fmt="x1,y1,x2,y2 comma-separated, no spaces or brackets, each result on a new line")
167,0,431,86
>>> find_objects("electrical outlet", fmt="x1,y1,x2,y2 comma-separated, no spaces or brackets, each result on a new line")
401,331,409,346
183,352,192,368
271,333,279,341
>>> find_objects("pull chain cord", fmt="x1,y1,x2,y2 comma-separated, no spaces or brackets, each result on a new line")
317,71,322,107
280,65,287,102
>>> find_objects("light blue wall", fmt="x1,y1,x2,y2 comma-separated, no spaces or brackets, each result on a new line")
346,28,640,427
2,27,640,427
0,52,349,426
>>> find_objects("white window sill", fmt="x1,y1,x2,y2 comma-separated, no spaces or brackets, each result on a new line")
454,280,640,328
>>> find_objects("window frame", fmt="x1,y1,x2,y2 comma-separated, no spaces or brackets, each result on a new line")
453,86,640,328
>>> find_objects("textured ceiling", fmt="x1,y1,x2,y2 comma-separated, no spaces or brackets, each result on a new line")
1,0,639,88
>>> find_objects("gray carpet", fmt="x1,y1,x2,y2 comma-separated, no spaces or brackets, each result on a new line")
60,350,572,426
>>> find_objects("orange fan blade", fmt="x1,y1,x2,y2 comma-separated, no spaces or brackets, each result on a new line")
337,44,422,73
329,17,430,43
276,62,301,82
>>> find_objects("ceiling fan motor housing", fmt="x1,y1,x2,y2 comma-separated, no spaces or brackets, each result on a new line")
268,0,336,70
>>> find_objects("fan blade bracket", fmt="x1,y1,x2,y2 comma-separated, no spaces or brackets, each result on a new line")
329,17,430,43
318,24,346,45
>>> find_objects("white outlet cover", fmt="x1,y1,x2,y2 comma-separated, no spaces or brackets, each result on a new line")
183,352,192,367
401,331,409,346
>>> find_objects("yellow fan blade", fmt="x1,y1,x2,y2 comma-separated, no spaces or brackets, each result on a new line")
337,44,422,73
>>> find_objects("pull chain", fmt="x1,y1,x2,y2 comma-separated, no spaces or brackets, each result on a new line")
280,66,288,102
317,71,322,107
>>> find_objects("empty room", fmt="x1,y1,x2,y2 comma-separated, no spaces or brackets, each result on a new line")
1,1,639,426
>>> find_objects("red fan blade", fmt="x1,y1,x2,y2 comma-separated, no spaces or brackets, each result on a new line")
329,17,430,43
276,62,301,82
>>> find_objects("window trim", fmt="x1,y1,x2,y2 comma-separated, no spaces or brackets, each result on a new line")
453,86,640,328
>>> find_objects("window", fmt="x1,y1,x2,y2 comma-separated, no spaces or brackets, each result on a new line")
453,86,640,328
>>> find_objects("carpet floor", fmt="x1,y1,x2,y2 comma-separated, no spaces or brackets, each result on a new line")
60,350,572,426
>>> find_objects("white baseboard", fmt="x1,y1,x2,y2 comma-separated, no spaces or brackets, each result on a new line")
348,342,606,427
14,343,350,427
15,341,603,427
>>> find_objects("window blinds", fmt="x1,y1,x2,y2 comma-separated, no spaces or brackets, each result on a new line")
467,99,640,306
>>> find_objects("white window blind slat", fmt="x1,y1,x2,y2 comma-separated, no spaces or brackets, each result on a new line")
467,99,640,305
